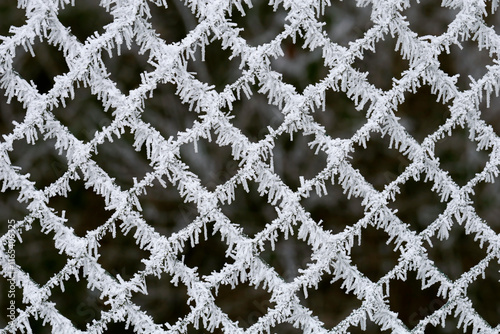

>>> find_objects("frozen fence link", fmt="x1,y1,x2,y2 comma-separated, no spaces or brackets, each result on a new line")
1,0,500,333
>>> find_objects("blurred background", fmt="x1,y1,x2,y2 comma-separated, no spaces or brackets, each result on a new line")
1,0,500,332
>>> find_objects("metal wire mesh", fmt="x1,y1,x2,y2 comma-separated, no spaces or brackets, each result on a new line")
1,0,500,333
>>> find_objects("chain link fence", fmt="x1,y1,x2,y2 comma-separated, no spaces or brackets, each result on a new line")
1,0,500,333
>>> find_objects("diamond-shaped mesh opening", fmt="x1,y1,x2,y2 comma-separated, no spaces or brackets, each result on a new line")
139,179,199,236
350,225,400,282
350,132,410,191
465,260,500,326
313,90,367,139
12,41,69,94
270,322,302,333
57,0,113,43
13,221,68,285
102,321,137,333
404,0,458,37
142,83,198,140
471,181,500,233
92,129,154,189
97,227,151,281
214,281,275,329
426,222,488,280
49,271,110,330
352,34,410,91
388,270,446,328
0,2,25,37
260,224,313,282
438,40,495,91
48,178,111,237
302,273,362,329
9,137,69,189
23,317,53,334
300,180,364,234
229,0,287,46
186,37,243,92
53,86,111,142
221,181,277,236
398,85,451,142
179,134,238,191
389,178,447,233
179,223,233,276
226,83,284,142
131,273,191,326
101,42,154,94
270,33,330,92
434,126,491,186
322,0,373,46
0,190,28,235
273,132,328,191
48,159,69,182
0,88,25,136
147,0,197,44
